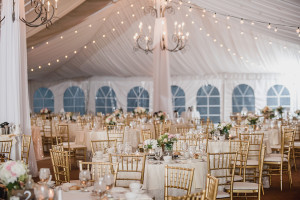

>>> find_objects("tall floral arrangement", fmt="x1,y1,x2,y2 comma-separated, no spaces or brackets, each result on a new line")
40,108,51,114
261,106,275,119
114,108,123,119
217,122,232,135
154,111,167,122
133,107,147,116
0,161,28,191
105,115,117,125
295,110,300,116
276,106,284,118
246,114,259,125
157,133,177,151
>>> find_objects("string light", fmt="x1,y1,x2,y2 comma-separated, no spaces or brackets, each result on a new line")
240,31,244,35
130,4,133,7
31,46,34,49
267,23,271,29
189,7,192,12
93,40,96,43
89,24,92,28
75,30,78,34
213,39,217,42
117,11,120,14
56,59,59,62
65,55,68,58
201,14,205,17
31,69,34,71
46,42,49,44
103,34,106,38
121,21,124,24
240,18,244,24
132,14,135,17
226,16,230,20
38,66,42,69
269,41,272,45
60,36,63,39
274,27,278,32
74,50,77,53
48,63,51,66
112,28,115,31
84,46,87,49
251,22,255,25
297,27,300,33
227,25,231,29
212,13,216,18
206,33,210,37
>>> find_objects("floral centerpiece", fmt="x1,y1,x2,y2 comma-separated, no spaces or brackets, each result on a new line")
246,114,259,125
261,106,275,119
105,115,117,126
114,108,123,119
66,112,73,120
157,133,177,152
153,111,167,122
0,161,28,192
217,122,232,139
133,107,147,117
295,110,300,116
40,108,51,114
276,106,284,119
144,139,158,150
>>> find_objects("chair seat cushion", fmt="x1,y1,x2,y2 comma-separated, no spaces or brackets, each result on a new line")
216,191,230,199
294,142,300,147
264,156,288,162
63,142,86,149
267,153,288,158
234,175,243,181
246,160,258,166
225,182,258,190
271,145,281,149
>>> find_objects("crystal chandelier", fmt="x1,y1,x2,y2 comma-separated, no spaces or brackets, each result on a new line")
133,0,189,53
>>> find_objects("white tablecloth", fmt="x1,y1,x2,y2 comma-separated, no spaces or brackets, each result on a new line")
143,159,207,200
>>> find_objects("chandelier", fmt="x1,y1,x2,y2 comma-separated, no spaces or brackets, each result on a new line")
0,0,58,27
20,0,58,27
133,0,189,53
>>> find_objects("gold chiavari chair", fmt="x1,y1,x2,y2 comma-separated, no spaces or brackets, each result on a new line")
271,127,296,171
109,154,146,187
174,135,206,153
50,149,70,185
164,165,195,200
239,133,264,182
175,126,193,137
154,121,164,138
56,124,87,165
225,146,266,200
52,144,64,151
193,118,201,130
42,123,56,153
207,152,238,200
91,139,117,154
21,135,31,164
264,131,293,190
141,129,152,141
79,161,119,182
0,140,13,162
106,125,125,145
229,140,250,181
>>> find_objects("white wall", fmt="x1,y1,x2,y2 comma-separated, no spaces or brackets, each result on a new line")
28,73,300,121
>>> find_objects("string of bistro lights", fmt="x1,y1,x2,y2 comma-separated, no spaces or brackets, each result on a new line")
29,0,300,72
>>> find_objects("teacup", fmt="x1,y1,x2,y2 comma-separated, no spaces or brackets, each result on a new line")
129,182,142,193
163,156,172,163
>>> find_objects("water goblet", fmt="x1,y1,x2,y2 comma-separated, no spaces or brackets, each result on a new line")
79,170,91,192
104,173,114,191
39,168,50,183
154,147,162,161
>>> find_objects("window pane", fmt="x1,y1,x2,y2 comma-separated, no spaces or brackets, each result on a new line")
232,84,255,113
33,88,54,113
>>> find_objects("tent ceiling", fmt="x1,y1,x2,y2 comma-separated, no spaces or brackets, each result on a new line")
25,0,300,81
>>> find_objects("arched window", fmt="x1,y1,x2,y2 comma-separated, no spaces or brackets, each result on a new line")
127,86,149,112
95,86,117,114
232,84,255,113
196,84,220,123
171,85,186,114
267,85,290,109
33,87,54,113
63,86,85,115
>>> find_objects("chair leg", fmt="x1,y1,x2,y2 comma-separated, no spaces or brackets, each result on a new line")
293,149,297,171
280,164,283,191
288,162,292,188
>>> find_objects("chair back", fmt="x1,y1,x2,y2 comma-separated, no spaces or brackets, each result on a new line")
91,139,117,154
229,140,249,179
109,154,146,187
0,140,13,162
258,145,266,194
56,125,70,148
175,126,193,136
79,161,118,182
207,152,237,195
21,135,31,164
141,129,152,141
106,125,125,144
203,174,219,200
50,149,70,185
239,133,264,161
164,165,195,199
43,124,53,138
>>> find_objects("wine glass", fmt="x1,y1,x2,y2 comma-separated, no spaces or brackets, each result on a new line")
117,143,124,154
189,146,196,159
34,183,49,200
79,170,91,192
39,168,50,183
104,173,114,191
154,147,162,161
93,177,106,197
182,142,189,152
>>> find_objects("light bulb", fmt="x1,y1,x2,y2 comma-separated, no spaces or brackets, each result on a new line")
202,14,205,17
65,55,68,58
174,21,177,26
31,46,34,49
227,25,231,29
215,20,218,23
220,44,223,47
213,13,216,18
103,18,106,21
203,9,206,13
31,69,34,72
84,46,87,49
48,62,51,66
240,18,244,24
60,36,63,39
251,22,255,25
240,31,244,35
274,27,278,32
206,33,210,37
213,39,217,42
56,59,59,62
297,27,300,33
89,24,92,27
39,66,42,69
226,16,230,20
189,7,192,12
267,23,271,29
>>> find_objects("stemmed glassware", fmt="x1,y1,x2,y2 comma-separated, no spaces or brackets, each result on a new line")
93,177,106,197
154,147,162,161
39,168,50,183
79,170,91,192
104,173,114,191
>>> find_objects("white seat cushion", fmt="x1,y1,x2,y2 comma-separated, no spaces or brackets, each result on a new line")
225,182,258,190
271,145,281,149
234,175,243,181
246,160,258,166
264,156,288,162
294,142,300,147
267,153,288,158
216,191,230,199
63,142,86,149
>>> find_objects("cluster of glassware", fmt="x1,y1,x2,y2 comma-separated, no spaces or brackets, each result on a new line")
34,168,55,200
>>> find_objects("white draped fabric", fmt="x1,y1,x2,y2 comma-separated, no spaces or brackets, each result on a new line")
0,0,38,176
152,9,173,115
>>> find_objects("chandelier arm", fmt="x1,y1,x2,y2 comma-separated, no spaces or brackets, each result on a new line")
136,36,153,54
20,4,54,27
0,16,5,23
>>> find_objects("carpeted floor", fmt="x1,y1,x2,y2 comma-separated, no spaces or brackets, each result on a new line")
36,157,300,199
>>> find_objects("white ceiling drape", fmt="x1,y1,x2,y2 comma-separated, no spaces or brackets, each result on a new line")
27,0,300,81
